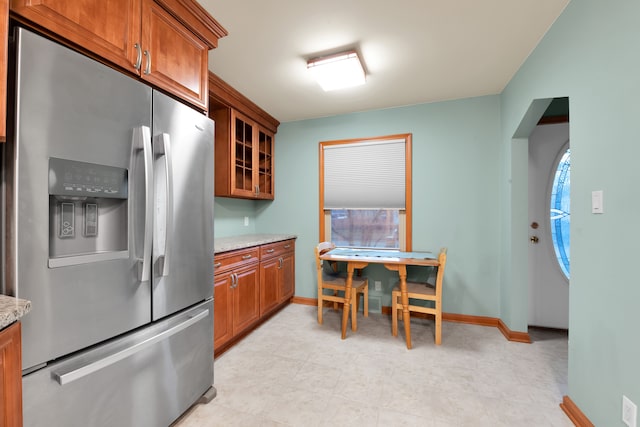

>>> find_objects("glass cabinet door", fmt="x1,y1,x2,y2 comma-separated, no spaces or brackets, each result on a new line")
257,129,274,199
232,113,255,196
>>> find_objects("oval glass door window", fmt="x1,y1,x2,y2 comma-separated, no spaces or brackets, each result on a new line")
550,148,570,279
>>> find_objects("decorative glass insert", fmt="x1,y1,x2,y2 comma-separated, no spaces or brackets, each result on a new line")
331,209,399,249
550,148,570,279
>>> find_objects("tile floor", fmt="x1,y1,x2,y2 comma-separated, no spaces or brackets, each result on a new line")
173,304,573,427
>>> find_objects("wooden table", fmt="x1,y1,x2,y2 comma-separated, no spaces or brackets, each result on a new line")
318,248,439,349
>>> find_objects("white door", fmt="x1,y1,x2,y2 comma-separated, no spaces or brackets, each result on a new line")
528,122,570,329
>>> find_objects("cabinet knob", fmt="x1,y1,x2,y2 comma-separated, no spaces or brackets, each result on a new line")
214,262,222,268
241,254,252,259
266,249,275,254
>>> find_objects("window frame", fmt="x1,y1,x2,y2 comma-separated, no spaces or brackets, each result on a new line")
319,133,413,250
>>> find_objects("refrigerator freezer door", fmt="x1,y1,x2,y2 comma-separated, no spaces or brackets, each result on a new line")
22,300,214,427
7,28,152,370
151,91,214,320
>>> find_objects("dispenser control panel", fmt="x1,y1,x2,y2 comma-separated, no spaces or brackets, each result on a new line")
49,157,128,199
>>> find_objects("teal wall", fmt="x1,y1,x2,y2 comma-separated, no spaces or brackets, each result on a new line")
212,0,640,423
500,0,640,425
216,95,503,314
214,198,257,237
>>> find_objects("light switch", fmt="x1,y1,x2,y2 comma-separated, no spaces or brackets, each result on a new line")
592,190,603,214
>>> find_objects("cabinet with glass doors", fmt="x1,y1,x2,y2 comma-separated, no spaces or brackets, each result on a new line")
213,107,274,199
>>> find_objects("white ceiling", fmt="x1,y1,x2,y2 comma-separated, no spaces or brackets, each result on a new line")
199,0,570,123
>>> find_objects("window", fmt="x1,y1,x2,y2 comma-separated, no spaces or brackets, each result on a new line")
550,147,570,279
330,209,399,249
319,134,412,250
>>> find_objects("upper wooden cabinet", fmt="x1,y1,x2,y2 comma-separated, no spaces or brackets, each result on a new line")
10,0,227,110
212,108,275,199
209,71,280,200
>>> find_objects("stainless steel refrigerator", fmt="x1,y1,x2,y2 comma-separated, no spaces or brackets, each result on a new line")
2,27,215,426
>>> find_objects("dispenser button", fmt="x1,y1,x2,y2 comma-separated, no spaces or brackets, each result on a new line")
84,203,98,237
60,203,75,238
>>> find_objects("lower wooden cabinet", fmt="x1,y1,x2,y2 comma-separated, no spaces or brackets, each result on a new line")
259,240,295,316
213,273,233,349
280,253,295,302
213,247,260,352
214,239,295,354
0,322,22,427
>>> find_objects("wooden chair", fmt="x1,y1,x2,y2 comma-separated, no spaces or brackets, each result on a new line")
315,242,369,331
392,248,447,344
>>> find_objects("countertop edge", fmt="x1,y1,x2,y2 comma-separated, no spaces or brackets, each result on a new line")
214,233,297,254
0,295,32,330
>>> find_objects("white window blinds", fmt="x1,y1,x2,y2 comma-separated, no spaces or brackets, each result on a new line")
323,138,406,209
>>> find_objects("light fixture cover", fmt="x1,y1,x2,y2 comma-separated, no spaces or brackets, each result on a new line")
307,51,366,91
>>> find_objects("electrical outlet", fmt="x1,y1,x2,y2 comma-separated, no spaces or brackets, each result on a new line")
374,281,382,291
623,395,637,427
244,216,249,226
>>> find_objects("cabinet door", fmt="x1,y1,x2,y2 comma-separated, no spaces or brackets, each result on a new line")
232,265,260,334
229,111,258,198
141,0,209,110
213,273,233,352
10,0,141,72
279,253,295,303
256,128,274,199
259,257,280,316
0,322,22,427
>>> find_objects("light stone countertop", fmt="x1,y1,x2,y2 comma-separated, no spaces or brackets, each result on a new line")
0,295,32,330
214,233,297,254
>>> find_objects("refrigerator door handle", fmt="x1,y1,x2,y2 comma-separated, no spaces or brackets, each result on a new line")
155,133,173,277
51,308,209,386
135,126,153,282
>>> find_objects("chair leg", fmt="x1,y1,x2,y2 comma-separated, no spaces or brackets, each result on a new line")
317,288,323,325
351,291,358,332
435,310,442,345
391,292,398,337
363,286,369,317
333,290,338,311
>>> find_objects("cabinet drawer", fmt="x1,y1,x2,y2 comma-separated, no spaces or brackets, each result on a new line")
260,239,295,260
214,247,259,274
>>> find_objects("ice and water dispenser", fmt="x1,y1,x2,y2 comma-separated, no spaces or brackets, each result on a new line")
48,158,129,267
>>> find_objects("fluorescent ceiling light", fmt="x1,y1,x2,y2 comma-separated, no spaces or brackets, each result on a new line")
307,51,366,91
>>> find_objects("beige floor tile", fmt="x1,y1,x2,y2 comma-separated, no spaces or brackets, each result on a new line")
174,304,571,427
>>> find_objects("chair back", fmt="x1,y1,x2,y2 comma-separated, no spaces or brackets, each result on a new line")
434,247,448,297
315,242,336,281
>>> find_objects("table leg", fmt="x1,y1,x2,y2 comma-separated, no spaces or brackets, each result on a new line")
341,263,354,339
399,265,412,349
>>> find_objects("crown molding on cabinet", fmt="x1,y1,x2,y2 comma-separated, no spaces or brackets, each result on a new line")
155,0,227,48
208,71,280,134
